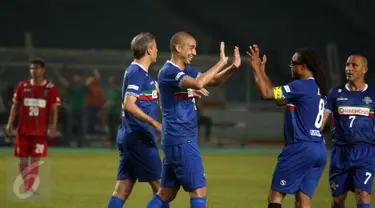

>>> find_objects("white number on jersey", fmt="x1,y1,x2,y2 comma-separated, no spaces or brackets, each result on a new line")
314,99,325,128
349,116,356,128
29,106,39,117
35,144,45,154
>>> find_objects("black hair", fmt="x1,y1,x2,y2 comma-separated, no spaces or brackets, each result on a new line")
30,59,46,68
296,48,329,97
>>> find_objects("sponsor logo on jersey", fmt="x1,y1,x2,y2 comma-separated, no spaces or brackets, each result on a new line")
363,96,373,104
337,97,348,101
337,106,370,116
23,98,46,108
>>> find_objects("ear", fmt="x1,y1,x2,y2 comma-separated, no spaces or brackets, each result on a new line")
363,67,368,74
146,48,152,56
175,44,182,53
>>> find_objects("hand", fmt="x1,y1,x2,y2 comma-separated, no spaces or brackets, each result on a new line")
219,42,229,65
231,46,241,69
5,124,12,137
260,54,267,71
246,44,262,71
50,126,57,138
154,122,162,133
192,88,209,98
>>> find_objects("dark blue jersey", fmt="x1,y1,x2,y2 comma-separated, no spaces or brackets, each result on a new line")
273,78,325,144
118,63,158,141
325,84,375,145
158,61,201,146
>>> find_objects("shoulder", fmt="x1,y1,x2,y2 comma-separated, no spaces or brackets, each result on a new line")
17,80,30,89
125,64,143,76
159,62,182,78
329,85,346,97
45,81,56,89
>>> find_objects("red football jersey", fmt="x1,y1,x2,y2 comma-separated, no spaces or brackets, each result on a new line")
13,79,60,136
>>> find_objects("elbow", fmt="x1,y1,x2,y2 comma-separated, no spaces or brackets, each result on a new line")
260,91,274,100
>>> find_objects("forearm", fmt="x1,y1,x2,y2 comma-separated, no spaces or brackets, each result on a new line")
196,61,226,88
7,103,19,126
126,105,159,128
208,65,236,86
252,69,274,99
51,106,59,128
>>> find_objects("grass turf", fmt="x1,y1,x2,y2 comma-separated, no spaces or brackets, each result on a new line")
0,148,373,208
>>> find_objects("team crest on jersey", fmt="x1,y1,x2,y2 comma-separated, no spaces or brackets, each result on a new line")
44,89,49,96
363,96,373,104
338,89,342,93
280,180,286,186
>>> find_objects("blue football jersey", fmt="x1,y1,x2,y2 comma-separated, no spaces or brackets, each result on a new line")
273,78,325,144
158,61,201,146
119,63,159,140
325,84,375,145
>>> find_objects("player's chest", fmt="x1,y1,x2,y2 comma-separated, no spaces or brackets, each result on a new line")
21,86,49,98
139,79,158,101
334,92,374,116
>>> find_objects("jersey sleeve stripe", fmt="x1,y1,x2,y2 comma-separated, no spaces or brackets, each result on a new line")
125,92,139,98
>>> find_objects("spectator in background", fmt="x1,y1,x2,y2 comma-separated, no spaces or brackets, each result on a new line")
105,76,122,147
195,97,213,143
86,69,105,136
54,69,89,147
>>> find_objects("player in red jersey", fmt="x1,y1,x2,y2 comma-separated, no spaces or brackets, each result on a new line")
6,60,60,193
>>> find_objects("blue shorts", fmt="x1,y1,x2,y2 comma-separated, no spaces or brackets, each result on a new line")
160,142,206,192
271,142,327,198
116,133,162,182
329,143,375,196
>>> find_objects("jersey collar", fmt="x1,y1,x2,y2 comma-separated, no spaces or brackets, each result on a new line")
30,79,47,86
345,83,368,92
166,60,183,70
131,62,148,73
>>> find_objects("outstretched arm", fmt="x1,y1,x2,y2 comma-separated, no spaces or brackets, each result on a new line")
181,42,228,90
207,46,241,86
247,45,274,100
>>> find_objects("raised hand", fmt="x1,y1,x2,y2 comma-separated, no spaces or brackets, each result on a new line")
232,46,241,69
220,42,229,65
260,54,267,71
246,44,262,71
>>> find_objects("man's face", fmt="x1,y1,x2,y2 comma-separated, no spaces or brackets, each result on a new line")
29,64,45,79
149,40,158,63
178,37,197,65
290,53,304,80
345,55,367,82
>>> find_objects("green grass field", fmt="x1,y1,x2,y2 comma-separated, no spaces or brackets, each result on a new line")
0,147,373,208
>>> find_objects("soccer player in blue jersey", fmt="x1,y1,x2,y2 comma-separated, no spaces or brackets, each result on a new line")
322,54,374,208
146,31,241,208
247,45,329,208
107,32,166,208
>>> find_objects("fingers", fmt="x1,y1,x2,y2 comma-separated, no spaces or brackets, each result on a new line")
247,44,260,57
200,88,210,96
262,54,267,64
234,46,239,55
220,42,225,53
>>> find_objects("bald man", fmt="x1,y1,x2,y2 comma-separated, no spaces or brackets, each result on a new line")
146,32,241,208
322,55,375,208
